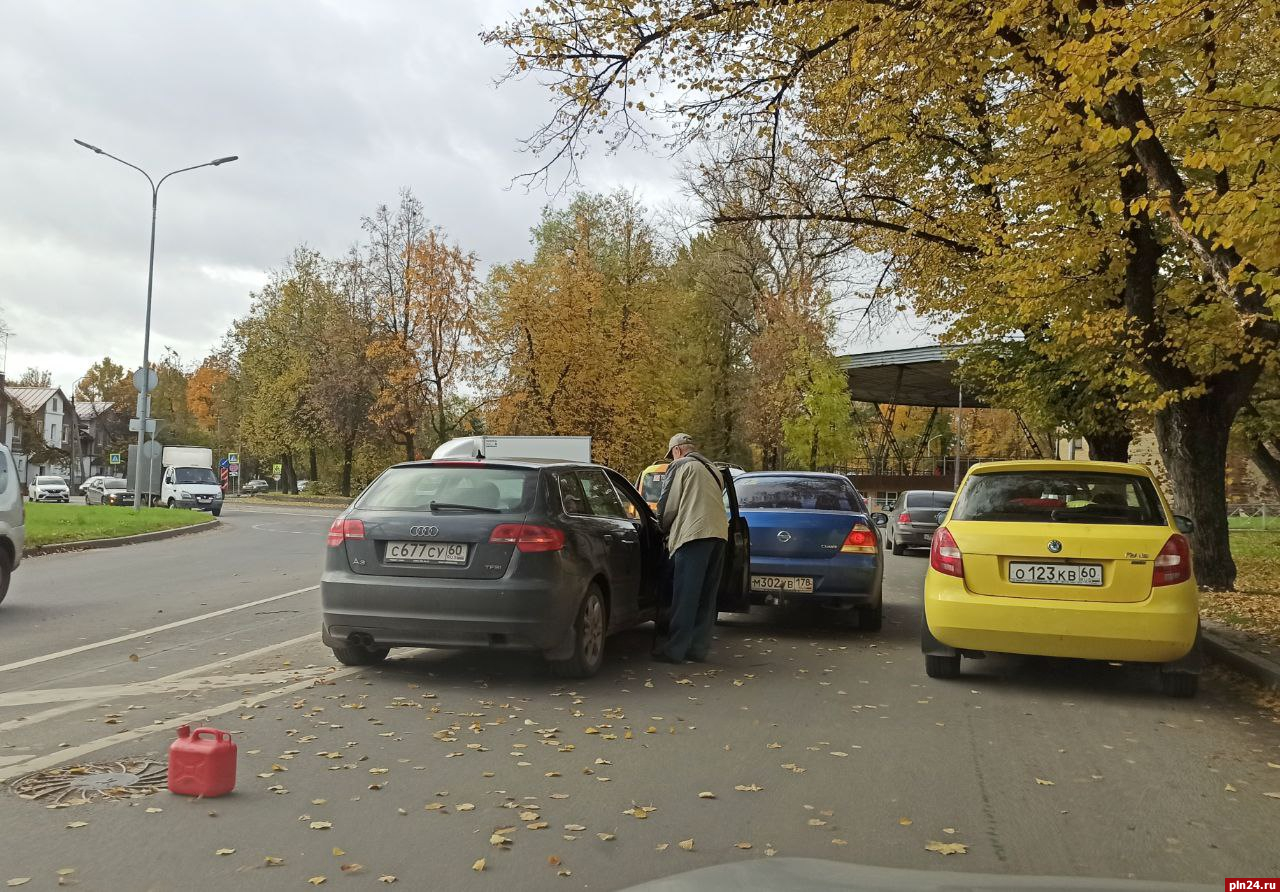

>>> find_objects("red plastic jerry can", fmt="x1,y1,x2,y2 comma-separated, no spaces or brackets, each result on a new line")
167,725,237,797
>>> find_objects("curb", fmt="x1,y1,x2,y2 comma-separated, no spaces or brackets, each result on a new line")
1201,620,1280,689
24,518,220,557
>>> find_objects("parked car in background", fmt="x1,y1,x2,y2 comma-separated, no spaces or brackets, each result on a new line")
296,479,311,493
30,475,71,503
242,479,270,494
0,444,25,605
920,460,1202,696
321,457,749,676
635,461,669,513
885,490,955,555
85,477,134,507
79,475,106,495
735,472,885,630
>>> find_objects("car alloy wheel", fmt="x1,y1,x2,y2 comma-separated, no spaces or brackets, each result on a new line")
582,593,605,667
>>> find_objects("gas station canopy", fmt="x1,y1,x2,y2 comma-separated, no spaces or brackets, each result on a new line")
836,345,987,408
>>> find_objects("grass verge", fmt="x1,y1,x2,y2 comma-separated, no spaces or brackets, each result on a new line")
1200,530,1280,646
24,502,211,549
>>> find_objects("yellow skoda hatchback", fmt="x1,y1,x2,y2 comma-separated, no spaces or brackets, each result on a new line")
921,460,1201,697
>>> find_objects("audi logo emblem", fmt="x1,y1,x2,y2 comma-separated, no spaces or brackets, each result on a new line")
410,525,440,537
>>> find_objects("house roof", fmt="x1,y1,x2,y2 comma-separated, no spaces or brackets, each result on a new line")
4,386,66,413
75,400,118,421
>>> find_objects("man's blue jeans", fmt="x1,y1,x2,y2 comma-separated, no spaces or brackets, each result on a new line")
656,537,726,662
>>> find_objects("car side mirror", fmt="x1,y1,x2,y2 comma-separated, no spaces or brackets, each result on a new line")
870,512,889,527
935,511,947,525
1174,514,1194,534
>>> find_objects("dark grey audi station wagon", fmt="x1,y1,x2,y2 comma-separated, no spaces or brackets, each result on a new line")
321,458,749,677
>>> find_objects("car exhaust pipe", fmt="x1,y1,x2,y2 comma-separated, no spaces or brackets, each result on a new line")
347,632,375,649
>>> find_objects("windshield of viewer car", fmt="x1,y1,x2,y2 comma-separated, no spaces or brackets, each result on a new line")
953,471,1166,525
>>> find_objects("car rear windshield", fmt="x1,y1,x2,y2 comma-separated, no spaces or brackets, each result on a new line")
104,479,126,489
905,491,954,509
952,471,1166,525
357,465,538,513
737,475,865,512
639,470,666,502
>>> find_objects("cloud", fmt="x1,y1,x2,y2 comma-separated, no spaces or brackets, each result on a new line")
0,0,681,387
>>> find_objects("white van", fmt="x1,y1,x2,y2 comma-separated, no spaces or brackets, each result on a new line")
431,436,591,463
0,444,25,605
158,446,224,516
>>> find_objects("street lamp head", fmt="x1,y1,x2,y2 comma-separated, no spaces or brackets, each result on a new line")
210,155,238,166
74,138,104,154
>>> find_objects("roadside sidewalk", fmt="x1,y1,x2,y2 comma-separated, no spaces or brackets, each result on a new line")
1202,618,1280,688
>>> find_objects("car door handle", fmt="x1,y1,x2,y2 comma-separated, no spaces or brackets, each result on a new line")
618,532,639,543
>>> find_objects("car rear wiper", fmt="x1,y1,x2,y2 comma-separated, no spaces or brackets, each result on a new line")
429,501,501,513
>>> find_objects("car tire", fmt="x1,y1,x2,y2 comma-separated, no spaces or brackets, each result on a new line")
166,499,175,509
549,584,607,679
858,603,883,632
891,538,906,556
211,506,222,517
0,557,10,606
925,653,961,678
330,644,390,666
1160,671,1198,698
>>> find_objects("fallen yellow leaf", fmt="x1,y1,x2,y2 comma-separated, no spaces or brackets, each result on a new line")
331,848,345,857
898,818,913,826
264,857,284,866
734,784,763,792
698,791,716,799
735,842,752,849
925,841,968,855
339,864,364,874
490,834,512,846
7,880,31,888
678,838,695,851
378,877,397,885
832,839,848,846
472,859,486,872
65,822,88,829
307,878,326,887
310,821,333,830
596,832,616,841
564,823,587,831
215,848,235,856
1034,778,1055,786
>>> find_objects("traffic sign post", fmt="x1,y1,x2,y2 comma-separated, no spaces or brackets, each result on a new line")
227,452,239,465
109,453,122,466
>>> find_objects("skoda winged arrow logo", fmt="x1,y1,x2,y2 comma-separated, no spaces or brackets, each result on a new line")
1047,539,1063,553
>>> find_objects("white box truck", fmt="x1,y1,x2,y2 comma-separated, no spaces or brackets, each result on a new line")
430,436,591,463
158,446,223,516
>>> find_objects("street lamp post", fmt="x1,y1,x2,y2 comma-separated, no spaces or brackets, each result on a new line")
74,140,237,509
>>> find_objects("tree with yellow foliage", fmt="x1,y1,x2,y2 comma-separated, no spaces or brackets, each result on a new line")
485,0,1280,588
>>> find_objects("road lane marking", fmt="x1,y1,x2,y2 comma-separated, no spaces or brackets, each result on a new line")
0,586,319,676
0,669,357,783
0,633,320,733
0,648,426,783
0,668,331,708
251,522,326,536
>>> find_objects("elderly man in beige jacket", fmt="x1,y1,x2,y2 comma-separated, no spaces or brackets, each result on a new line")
653,433,728,663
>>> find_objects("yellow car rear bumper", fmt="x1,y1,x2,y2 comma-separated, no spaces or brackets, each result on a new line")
924,571,1198,663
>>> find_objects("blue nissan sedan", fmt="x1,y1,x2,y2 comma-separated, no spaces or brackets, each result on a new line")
735,472,885,630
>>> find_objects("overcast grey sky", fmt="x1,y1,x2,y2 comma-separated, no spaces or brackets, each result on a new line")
0,0,928,392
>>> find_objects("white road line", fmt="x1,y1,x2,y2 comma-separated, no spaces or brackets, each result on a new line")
0,669,357,783
0,632,319,734
0,587,318,676
0,648,426,783
0,668,331,708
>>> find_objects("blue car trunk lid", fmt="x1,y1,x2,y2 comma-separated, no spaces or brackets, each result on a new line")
741,509,864,558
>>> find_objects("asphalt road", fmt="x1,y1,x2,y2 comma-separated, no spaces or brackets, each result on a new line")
0,505,1276,890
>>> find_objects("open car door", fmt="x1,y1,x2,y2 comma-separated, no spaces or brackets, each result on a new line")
716,465,752,613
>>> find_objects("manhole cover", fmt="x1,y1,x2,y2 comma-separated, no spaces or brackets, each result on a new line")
12,759,167,805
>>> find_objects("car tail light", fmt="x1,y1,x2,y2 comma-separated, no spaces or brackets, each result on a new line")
930,527,964,577
490,523,565,553
327,517,365,547
1152,533,1191,586
841,523,877,554
898,512,910,524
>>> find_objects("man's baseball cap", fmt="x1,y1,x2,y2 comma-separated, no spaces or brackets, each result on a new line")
665,433,694,460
